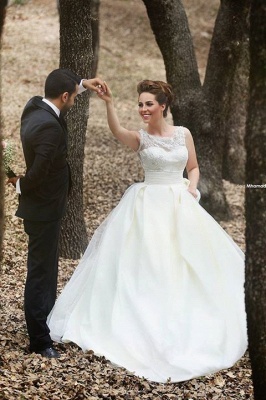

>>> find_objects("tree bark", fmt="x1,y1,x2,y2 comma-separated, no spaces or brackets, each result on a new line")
142,0,201,123
59,0,95,259
142,0,250,219
222,30,249,184
245,0,266,398
91,0,100,78
203,0,250,215
0,0,8,263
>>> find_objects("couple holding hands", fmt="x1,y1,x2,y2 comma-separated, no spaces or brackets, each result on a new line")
8,69,247,383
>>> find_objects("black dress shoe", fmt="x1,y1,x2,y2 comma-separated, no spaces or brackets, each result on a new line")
38,347,61,358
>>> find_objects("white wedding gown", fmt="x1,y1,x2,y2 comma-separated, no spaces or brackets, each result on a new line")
48,127,247,383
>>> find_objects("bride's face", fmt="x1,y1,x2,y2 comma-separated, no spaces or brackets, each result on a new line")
138,92,165,124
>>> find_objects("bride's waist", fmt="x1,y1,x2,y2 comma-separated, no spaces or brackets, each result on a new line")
144,171,184,185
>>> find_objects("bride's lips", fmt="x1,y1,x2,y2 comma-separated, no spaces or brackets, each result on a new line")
142,114,151,120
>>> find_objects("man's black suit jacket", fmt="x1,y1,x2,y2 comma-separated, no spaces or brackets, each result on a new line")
16,96,70,222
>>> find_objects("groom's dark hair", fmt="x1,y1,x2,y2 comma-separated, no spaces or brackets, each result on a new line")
44,69,81,99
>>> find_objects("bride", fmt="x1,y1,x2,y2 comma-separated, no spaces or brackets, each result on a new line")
48,79,247,383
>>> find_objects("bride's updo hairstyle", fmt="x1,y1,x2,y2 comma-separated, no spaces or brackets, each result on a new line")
137,80,174,118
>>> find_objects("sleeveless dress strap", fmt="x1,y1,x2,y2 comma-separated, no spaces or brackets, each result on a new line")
137,129,149,152
174,126,186,146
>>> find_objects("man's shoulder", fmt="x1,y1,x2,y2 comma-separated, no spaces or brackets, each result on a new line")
22,96,59,123
24,96,43,111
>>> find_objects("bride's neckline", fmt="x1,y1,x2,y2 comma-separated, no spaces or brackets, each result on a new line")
143,127,176,139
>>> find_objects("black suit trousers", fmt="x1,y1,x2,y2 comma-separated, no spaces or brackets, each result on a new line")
23,218,62,352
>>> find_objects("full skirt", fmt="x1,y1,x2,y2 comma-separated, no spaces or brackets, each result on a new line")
48,180,247,383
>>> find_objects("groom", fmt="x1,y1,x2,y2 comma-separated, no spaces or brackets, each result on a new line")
8,69,106,358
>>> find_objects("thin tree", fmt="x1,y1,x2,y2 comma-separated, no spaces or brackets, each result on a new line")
245,0,266,397
0,0,8,263
142,0,250,219
58,0,99,259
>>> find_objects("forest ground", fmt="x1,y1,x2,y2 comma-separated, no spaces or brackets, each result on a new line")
1,0,252,399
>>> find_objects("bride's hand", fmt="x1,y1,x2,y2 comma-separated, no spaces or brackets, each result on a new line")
97,82,113,103
81,78,107,95
187,187,198,199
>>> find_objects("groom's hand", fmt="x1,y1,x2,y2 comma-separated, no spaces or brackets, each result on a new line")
82,78,107,95
7,175,21,188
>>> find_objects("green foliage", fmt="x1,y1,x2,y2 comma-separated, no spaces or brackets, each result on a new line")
1,140,14,174
12,0,28,5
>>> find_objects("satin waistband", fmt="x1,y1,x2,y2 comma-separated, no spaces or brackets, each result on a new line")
144,171,184,185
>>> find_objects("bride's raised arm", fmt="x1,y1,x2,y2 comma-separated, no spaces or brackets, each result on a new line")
98,82,140,151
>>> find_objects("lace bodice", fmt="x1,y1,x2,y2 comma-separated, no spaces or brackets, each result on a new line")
137,127,188,184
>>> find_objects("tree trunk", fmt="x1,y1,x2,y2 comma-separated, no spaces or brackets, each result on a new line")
142,0,250,220
203,0,250,215
142,0,202,127
0,0,8,263
91,0,100,78
245,0,266,398
59,0,95,259
222,30,249,184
